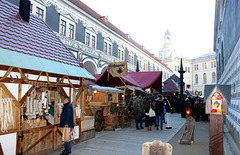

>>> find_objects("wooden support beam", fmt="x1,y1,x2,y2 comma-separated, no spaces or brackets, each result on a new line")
0,65,82,81
0,78,79,88
0,142,4,155
0,83,20,109
0,66,14,82
19,86,35,105
56,128,62,137
52,127,55,151
58,87,67,97
0,129,18,135
18,84,22,102
67,76,75,90
69,87,72,99
23,130,52,154
21,125,56,134
73,91,76,125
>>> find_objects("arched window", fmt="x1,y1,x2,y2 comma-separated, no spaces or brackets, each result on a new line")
195,74,198,84
203,73,207,83
212,72,216,83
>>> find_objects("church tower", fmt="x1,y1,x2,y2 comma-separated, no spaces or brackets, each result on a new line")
158,29,176,60
164,29,171,47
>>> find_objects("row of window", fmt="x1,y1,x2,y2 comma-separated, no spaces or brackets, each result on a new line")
30,1,169,73
194,61,216,71
195,72,216,84
174,66,190,73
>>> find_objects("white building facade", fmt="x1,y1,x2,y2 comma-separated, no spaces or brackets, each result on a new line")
192,53,217,95
7,0,173,82
159,30,216,96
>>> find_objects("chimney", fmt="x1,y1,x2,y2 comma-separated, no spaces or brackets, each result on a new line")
125,34,131,39
140,45,145,50
100,16,108,23
19,0,31,22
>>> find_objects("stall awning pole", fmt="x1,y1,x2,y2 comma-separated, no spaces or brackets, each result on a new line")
119,77,126,105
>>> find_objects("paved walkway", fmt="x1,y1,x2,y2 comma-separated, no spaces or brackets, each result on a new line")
169,120,210,155
48,114,186,155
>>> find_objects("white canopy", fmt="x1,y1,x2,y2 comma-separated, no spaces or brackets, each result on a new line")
91,85,124,93
117,85,147,93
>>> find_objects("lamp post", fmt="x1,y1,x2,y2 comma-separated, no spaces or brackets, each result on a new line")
178,58,185,100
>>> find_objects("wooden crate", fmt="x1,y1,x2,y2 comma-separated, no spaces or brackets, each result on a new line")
104,114,117,131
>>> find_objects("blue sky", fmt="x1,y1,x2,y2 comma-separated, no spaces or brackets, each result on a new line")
80,0,216,59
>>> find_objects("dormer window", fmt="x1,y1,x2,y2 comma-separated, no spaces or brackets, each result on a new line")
36,7,44,19
30,0,46,21
60,20,66,36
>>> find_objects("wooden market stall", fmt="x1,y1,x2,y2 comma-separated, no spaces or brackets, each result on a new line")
84,85,124,132
94,70,162,126
0,1,95,154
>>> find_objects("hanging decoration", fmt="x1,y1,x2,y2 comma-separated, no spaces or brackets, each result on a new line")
0,98,14,133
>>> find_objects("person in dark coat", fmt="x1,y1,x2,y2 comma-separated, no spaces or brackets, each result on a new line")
154,94,164,130
144,96,153,131
180,97,186,118
134,95,144,129
60,96,74,155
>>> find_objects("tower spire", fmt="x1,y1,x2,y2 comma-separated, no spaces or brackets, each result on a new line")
178,58,186,99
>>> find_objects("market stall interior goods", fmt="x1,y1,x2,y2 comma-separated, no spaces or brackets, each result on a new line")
0,0,95,154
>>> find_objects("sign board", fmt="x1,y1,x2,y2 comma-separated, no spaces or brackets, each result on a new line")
204,85,230,115
108,62,128,77
211,92,222,113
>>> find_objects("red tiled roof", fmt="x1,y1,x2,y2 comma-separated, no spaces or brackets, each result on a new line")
68,0,170,70
0,0,81,67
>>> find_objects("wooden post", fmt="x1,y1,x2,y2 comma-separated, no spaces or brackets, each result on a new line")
204,85,231,155
73,91,76,125
69,87,72,99
210,115,223,155
0,142,4,155
18,83,22,102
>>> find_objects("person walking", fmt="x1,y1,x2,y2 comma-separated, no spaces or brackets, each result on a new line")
154,94,164,130
134,95,144,130
144,96,153,131
60,96,74,155
164,96,173,129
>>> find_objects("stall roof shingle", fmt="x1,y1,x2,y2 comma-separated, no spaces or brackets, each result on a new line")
0,0,81,67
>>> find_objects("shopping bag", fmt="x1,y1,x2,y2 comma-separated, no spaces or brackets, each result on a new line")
62,126,71,142
149,108,156,117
